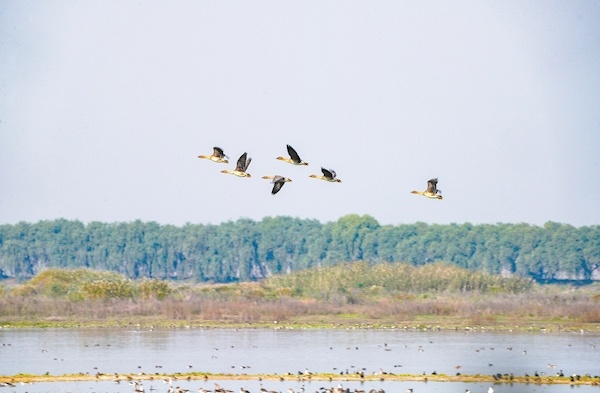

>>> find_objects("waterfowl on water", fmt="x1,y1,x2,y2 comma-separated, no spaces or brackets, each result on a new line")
277,144,308,166
198,147,229,164
214,383,233,393
411,178,442,199
221,152,252,178
262,175,292,195
310,167,341,183
133,381,145,393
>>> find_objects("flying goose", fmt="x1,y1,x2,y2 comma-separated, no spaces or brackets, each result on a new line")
277,144,308,166
198,147,229,164
262,175,292,195
411,178,442,199
221,152,251,177
309,167,341,183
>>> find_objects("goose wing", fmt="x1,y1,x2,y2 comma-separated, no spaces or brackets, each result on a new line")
286,144,302,164
213,147,226,158
243,156,252,171
271,177,286,195
321,168,336,180
235,152,248,172
426,178,439,193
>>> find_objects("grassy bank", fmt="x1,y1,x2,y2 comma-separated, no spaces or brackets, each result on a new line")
1,264,599,331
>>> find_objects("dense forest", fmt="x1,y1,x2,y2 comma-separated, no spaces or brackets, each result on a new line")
0,215,598,283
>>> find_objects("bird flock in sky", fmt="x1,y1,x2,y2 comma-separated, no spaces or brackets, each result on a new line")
198,145,442,199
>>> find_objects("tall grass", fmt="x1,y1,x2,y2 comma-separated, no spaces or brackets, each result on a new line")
0,265,598,327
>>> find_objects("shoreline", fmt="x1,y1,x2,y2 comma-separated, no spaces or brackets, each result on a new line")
1,372,598,386
2,318,600,332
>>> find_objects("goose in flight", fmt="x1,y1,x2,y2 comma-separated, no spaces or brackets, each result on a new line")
198,147,229,164
221,152,252,177
262,175,292,195
309,167,341,183
411,178,442,199
277,144,309,166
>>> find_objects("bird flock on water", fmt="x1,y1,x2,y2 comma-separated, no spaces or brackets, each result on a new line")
126,380,498,393
198,145,442,198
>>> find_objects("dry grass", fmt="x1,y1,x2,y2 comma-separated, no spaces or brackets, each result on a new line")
1,264,599,329
1,290,599,330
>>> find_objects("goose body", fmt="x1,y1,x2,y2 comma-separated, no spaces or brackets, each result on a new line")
198,147,229,164
277,144,308,165
262,175,292,195
310,167,341,183
221,152,251,177
411,178,442,199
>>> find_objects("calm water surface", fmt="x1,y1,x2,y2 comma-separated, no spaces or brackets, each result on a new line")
1,327,599,393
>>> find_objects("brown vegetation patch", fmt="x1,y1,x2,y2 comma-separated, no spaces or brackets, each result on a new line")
0,266,599,331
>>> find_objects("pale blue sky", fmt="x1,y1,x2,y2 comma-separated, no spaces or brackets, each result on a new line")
1,1,599,227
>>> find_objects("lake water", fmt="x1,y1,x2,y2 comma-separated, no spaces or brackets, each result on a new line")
1,327,599,393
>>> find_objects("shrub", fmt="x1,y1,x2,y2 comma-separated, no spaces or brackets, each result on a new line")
7,268,175,301
79,279,136,300
138,279,171,300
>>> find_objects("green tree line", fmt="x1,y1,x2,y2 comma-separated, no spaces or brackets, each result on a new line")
0,215,598,282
